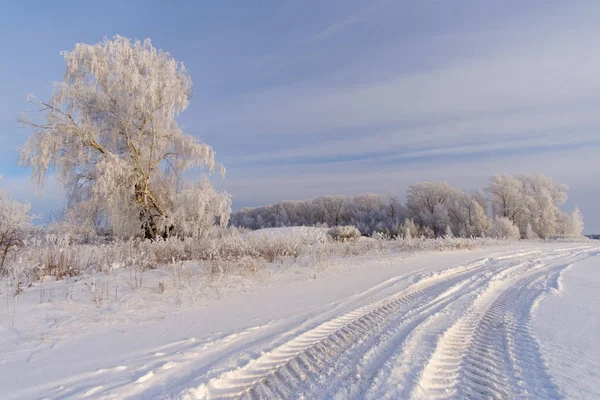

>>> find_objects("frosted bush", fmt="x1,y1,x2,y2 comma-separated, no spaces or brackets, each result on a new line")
371,231,391,241
328,226,361,242
195,231,302,263
0,179,37,273
205,256,266,276
488,217,521,239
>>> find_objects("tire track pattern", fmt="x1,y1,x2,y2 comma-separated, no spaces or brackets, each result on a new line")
213,271,480,399
185,248,593,400
200,258,495,399
413,253,587,400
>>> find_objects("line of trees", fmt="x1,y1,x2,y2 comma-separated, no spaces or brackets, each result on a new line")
230,174,584,239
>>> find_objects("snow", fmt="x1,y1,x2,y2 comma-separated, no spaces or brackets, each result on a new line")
0,241,599,399
245,226,330,243
533,251,600,399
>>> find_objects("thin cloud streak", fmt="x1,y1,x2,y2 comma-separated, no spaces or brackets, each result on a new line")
222,109,600,165
200,19,600,136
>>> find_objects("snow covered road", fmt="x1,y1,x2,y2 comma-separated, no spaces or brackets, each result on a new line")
1,244,599,399
193,247,596,400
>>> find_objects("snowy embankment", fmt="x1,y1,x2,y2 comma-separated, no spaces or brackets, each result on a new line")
0,233,598,399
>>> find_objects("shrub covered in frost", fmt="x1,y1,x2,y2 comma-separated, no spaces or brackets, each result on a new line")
327,226,361,242
0,179,37,274
488,217,521,239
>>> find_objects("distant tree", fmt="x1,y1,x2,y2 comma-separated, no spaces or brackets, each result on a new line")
407,181,458,236
473,189,488,214
319,195,346,227
280,201,302,226
488,174,569,238
454,192,490,237
20,36,229,238
346,194,388,235
517,174,567,238
400,218,420,239
488,174,525,223
559,207,584,237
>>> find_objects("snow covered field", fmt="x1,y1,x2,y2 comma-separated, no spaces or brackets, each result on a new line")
1,241,599,399
534,255,600,400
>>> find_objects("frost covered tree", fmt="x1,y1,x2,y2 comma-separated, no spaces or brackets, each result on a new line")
346,194,388,235
20,36,229,239
170,178,231,238
406,182,490,238
400,218,419,239
317,195,346,227
488,174,569,238
524,223,538,240
451,192,490,238
488,174,525,223
0,178,36,270
407,181,453,236
467,195,491,236
558,207,584,237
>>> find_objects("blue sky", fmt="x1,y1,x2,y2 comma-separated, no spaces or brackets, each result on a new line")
1,1,599,232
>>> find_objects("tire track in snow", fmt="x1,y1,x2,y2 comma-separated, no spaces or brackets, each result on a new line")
213,276,479,400
185,249,584,399
304,255,558,400
184,257,496,399
324,252,580,400
353,257,549,400
278,266,495,400
411,250,589,400
31,258,483,400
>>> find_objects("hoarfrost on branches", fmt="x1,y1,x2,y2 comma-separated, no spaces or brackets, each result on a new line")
20,36,230,238
170,178,231,239
559,207,584,237
488,174,571,238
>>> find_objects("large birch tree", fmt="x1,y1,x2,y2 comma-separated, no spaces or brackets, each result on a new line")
20,36,230,239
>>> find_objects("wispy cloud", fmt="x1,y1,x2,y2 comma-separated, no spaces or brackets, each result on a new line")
204,29,600,138
222,109,600,165
300,1,387,45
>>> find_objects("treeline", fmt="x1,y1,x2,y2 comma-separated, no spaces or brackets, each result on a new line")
230,174,584,239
